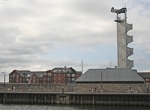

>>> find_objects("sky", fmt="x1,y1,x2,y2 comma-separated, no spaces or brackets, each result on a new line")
0,0,150,82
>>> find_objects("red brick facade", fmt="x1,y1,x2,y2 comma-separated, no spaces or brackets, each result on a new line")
9,67,82,84
51,67,82,84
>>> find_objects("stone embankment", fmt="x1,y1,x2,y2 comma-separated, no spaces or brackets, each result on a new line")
0,83,149,106
0,83,145,93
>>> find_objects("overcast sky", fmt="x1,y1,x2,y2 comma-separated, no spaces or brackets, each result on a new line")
0,0,150,82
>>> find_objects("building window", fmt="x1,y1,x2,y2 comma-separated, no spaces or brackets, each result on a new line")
23,73,27,78
48,73,52,77
67,74,70,77
12,74,16,78
72,74,75,77
72,78,75,81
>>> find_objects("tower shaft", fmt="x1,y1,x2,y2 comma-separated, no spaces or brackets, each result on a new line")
111,7,134,69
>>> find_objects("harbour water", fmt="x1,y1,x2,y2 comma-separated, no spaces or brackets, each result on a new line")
0,104,150,110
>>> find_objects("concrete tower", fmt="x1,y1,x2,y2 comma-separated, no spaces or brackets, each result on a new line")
111,7,134,68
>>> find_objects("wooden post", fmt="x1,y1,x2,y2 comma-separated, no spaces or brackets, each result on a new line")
80,95,82,105
92,95,95,105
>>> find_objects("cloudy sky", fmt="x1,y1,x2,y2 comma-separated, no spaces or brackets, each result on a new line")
0,0,150,81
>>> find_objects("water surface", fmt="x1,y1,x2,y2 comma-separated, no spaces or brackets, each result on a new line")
0,104,149,110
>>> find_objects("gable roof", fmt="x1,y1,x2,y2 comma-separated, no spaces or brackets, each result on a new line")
10,70,46,77
15,70,32,75
76,68,144,83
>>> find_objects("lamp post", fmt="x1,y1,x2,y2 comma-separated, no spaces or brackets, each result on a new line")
101,72,103,93
2,72,6,104
2,72,6,93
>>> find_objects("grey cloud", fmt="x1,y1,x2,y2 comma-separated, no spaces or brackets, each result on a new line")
0,0,149,81
64,0,115,19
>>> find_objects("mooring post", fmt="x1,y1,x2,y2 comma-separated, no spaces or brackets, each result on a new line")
52,95,54,104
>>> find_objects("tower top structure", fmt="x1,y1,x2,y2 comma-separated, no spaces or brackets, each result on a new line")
111,7,127,14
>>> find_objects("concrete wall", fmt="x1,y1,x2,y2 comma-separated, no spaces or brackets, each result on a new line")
0,83,145,93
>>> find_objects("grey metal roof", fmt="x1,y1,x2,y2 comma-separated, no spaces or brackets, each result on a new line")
16,70,46,77
52,67,76,74
138,72,150,79
31,71,47,77
76,68,144,83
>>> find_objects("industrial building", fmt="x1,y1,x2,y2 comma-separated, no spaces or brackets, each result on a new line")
76,7,150,93
76,68,144,93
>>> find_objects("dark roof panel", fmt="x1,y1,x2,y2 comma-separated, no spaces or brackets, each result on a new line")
76,68,144,83
16,70,31,75
138,72,150,79
15,70,46,77
76,69,105,82
31,71,47,77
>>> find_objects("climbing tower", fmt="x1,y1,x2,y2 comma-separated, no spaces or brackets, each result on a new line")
111,7,133,68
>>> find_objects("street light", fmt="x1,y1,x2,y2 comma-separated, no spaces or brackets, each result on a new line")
2,72,6,104
101,72,103,93
2,72,6,93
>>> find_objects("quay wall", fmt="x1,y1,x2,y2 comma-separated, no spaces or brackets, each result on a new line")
0,92,150,106
0,83,149,106
0,83,145,93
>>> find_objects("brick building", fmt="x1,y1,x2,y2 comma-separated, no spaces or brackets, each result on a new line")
51,67,81,84
9,70,31,83
138,72,150,92
9,67,82,84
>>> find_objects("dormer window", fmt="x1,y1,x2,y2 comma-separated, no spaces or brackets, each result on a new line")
53,70,57,72
23,73,27,78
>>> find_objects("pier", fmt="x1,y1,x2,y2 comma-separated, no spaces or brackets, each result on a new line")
0,83,149,106
0,92,150,106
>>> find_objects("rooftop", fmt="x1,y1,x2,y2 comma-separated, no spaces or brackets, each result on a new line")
76,68,144,83
138,72,150,79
